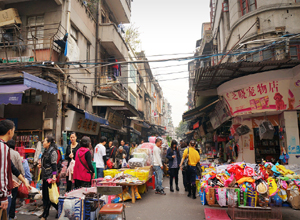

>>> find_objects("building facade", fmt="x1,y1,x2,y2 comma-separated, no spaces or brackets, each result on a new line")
184,0,300,165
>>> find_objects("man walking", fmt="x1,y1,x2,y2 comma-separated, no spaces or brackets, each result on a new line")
0,120,15,216
121,140,129,161
94,137,107,178
153,137,166,195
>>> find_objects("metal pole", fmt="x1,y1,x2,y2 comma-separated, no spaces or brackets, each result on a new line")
95,0,100,94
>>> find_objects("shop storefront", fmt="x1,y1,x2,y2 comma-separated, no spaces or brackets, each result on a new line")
217,65,300,164
64,106,109,147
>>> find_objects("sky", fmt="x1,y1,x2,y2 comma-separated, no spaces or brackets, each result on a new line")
130,0,210,128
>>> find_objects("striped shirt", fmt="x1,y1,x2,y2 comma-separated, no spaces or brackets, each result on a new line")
0,140,9,202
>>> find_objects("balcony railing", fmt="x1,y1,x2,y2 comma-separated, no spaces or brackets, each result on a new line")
0,22,66,63
99,82,128,101
126,0,131,10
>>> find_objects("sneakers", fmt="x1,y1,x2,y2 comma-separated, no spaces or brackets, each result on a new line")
155,189,166,195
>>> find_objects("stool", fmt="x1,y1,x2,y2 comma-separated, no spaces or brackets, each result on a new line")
146,175,155,190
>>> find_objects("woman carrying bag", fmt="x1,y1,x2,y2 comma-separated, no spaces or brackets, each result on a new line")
65,132,79,192
38,135,58,220
73,136,95,188
166,140,181,192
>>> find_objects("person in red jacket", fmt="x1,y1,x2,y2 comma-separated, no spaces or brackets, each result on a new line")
73,136,95,188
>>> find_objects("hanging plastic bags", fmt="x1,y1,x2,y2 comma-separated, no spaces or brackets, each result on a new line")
122,158,127,168
49,183,59,204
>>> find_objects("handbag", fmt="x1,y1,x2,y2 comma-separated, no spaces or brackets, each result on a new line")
106,147,115,169
196,162,202,178
17,182,29,199
78,151,93,174
182,148,189,172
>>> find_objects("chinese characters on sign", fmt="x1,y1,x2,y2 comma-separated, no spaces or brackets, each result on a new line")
224,80,289,116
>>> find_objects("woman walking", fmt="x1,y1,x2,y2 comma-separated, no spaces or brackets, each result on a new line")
179,141,188,191
39,136,59,220
166,140,180,192
179,140,200,199
73,136,95,188
109,140,118,169
65,132,79,192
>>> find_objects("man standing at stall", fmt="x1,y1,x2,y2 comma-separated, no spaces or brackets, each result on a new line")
153,137,166,195
94,136,107,178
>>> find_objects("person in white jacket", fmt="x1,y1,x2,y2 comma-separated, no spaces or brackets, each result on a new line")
153,137,166,195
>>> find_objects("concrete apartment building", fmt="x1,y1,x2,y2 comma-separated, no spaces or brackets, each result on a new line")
184,0,300,164
0,0,170,147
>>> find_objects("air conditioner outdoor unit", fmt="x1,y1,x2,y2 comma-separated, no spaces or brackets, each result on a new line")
44,118,53,130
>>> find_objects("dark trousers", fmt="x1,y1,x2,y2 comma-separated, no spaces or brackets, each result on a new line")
169,168,179,187
75,179,91,188
42,180,58,218
9,187,18,218
187,166,197,186
182,171,187,189
66,179,73,192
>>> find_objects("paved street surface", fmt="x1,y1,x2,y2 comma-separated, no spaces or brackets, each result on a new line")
16,174,300,220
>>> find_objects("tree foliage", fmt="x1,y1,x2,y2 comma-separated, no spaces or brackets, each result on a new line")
175,121,188,140
124,24,141,53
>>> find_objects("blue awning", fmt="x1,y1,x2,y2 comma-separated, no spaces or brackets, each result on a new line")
84,112,109,125
22,72,58,94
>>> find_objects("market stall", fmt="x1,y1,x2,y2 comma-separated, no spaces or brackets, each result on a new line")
199,161,300,216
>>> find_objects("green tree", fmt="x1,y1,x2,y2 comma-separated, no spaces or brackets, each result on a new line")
124,23,141,52
175,121,188,140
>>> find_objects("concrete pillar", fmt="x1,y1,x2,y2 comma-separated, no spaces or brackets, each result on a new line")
283,111,300,164
55,79,63,143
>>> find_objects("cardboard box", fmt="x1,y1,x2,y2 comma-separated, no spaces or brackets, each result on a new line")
0,8,22,27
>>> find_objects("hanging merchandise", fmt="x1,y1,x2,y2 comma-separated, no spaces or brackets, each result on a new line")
236,125,251,136
259,120,275,140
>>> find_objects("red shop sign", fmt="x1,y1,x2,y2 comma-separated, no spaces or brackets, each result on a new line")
193,121,200,130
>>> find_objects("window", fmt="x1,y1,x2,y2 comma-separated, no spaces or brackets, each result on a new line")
246,49,274,62
23,89,37,104
130,93,137,109
84,97,89,110
290,46,300,60
77,93,82,108
70,26,78,41
222,1,229,12
86,41,91,66
27,15,44,49
296,0,300,3
240,0,257,15
68,88,74,103
262,50,273,61
130,64,136,83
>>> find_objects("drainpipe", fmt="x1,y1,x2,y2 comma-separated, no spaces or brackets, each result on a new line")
95,0,100,94
66,0,71,33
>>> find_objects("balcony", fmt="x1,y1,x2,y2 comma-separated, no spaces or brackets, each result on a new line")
104,0,131,23
99,82,128,101
99,23,129,61
0,22,66,63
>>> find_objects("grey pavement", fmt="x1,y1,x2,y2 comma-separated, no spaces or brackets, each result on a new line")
16,173,300,220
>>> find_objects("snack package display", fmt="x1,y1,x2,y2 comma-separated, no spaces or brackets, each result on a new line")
227,188,240,207
247,188,257,207
216,188,227,207
128,158,145,168
206,188,215,206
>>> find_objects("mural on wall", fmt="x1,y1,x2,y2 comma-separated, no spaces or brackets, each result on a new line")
223,73,300,116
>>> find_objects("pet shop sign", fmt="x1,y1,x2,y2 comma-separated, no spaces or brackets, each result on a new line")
223,78,300,116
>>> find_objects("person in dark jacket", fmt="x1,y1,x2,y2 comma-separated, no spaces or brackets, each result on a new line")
39,135,58,220
179,141,188,191
166,140,181,192
109,140,118,169
65,132,79,192
73,136,95,188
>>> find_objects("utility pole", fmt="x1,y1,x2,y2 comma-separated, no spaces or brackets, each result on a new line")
95,0,100,94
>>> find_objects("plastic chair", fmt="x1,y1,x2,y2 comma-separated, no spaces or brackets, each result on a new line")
146,175,155,190
97,186,126,220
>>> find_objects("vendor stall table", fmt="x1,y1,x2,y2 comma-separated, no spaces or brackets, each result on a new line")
116,181,148,204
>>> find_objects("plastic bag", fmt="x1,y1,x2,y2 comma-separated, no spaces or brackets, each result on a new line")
17,183,29,199
122,159,127,168
49,183,59,204
133,186,141,200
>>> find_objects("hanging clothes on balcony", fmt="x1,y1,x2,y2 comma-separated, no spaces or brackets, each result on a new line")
112,59,119,78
